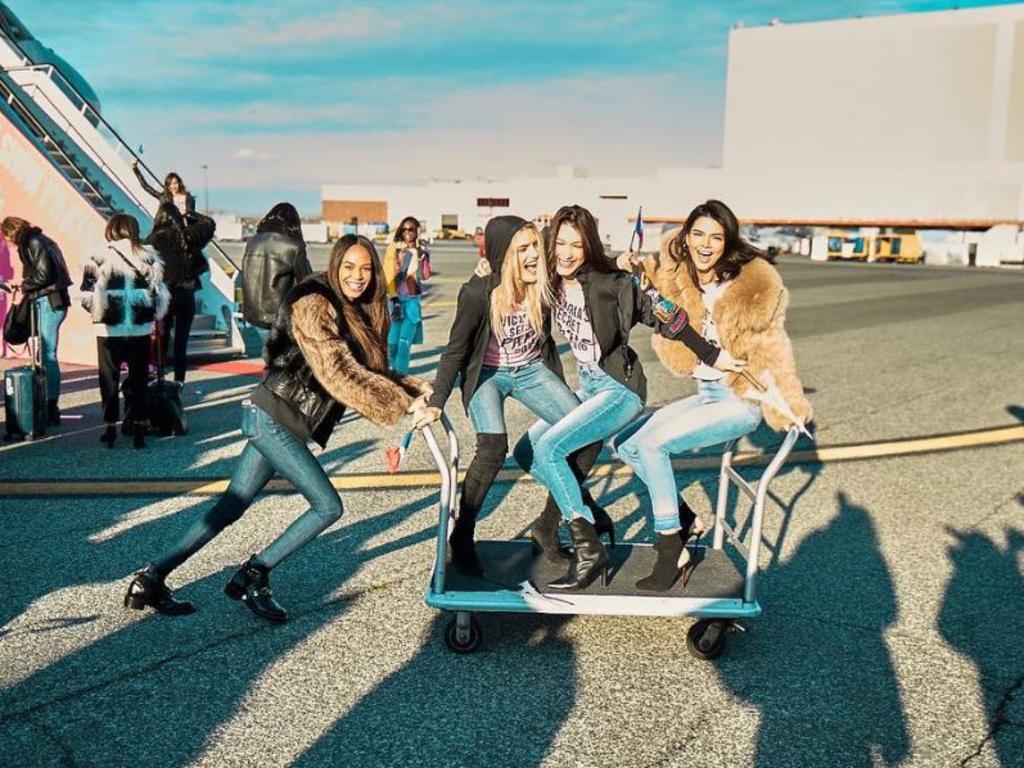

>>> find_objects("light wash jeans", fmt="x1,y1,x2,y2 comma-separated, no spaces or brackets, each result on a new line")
521,364,644,522
387,295,423,375
35,296,66,399
467,360,580,434
152,404,342,576
614,379,762,532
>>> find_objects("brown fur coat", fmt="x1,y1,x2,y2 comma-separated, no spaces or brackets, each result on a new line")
290,292,428,428
645,229,812,431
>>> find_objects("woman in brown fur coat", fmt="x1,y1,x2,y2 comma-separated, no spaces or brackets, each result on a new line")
614,199,812,591
124,235,430,621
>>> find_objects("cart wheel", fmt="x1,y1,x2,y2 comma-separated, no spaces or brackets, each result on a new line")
444,614,482,654
686,619,727,660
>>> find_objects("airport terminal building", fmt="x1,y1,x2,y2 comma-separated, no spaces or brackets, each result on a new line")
322,4,1024,266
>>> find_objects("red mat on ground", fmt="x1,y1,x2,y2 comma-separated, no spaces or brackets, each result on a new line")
194,360,265,377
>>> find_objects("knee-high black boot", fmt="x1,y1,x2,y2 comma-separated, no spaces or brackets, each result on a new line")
451,433,508,576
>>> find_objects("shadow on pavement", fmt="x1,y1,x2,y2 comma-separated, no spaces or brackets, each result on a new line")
292,613,575,768
938,523,1024,768
714,491,911,767
0,490,440,767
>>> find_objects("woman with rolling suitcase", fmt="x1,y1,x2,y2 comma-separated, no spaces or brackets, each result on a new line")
1,216,72,426
124,235,430,620
80,214,169,449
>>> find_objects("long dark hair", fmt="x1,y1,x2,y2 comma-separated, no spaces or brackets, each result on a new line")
257,202,303,241
392,216,420,243
147,202,188,252
164,172,187,195
327,234,390,373
546,204,615,286
105,213,144,253
669,199,763,290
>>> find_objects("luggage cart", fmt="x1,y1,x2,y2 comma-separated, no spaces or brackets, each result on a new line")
420,415,801,659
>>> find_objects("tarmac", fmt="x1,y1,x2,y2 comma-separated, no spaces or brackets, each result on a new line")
1,244,1022,767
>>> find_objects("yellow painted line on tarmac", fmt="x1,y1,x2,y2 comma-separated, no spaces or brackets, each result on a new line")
2,424,1021,497
423,300,458,309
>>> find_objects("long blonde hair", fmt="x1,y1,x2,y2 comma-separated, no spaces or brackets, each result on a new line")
489,223,551,338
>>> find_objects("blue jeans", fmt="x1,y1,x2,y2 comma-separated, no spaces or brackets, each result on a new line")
614,379,762,532
387,295,423,375
151,404,342,576
35,297,66,399
522,364,644,522
467,360,580,434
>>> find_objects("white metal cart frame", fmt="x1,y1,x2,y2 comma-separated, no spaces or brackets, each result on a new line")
420,415,802,657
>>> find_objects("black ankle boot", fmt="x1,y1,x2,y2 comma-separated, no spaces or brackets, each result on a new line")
132,422,146,450
100,424,117,448
529,498,570,563
124,568,195,615
636,532,694,592
225,557,287,622
47,400,60,427
547,518,610,591
449,516,484,577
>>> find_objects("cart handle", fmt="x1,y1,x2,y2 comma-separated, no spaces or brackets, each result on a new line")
419,413,459,595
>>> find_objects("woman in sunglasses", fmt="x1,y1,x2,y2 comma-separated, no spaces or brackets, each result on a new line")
383,216,430,374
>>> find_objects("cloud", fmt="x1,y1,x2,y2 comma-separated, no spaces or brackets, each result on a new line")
234,147,280,161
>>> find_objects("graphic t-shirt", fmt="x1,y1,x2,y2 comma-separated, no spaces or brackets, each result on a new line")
555,282,600,366
482,303,542,368
692,279,730,381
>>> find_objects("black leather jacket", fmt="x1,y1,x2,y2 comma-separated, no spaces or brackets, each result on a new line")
427,273,564,413
241,232,312,328
250,276,345,447
145,214,215,291
569,265,719,402
18,228,71,308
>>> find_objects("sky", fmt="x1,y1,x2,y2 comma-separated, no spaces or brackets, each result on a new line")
8,0,1020,215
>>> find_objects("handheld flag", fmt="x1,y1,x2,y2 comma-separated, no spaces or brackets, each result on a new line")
629,206,643,252
385,430,416,473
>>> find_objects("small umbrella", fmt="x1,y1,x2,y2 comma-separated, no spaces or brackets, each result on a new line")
385,430,416,473
739,370,813,439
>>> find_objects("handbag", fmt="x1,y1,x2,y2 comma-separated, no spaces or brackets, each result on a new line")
3,297,32,346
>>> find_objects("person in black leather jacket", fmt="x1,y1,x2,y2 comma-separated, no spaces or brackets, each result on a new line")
1,216,72,424
242,202,311,346
145,203,215,383
131,159,196,216
124,235,430,621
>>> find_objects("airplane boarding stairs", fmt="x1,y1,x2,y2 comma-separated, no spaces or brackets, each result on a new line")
0,30,242,367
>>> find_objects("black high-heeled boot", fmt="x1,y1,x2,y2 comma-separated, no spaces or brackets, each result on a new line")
449,512,484,577
100,424,117,448
47,399,60,427
547,518,610,591
124,568,195,615
529,498,570,563
636,532,693,591
449,433,508,577
225,557,287,622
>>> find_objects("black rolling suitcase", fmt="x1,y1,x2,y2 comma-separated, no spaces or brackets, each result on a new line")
3,300,47,441
122,324,188,436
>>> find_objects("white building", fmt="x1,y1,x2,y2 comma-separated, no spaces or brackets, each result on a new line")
322,4,1024,260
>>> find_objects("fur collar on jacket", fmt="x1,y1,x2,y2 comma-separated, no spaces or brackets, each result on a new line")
646,228,812,431
81,240,169,328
